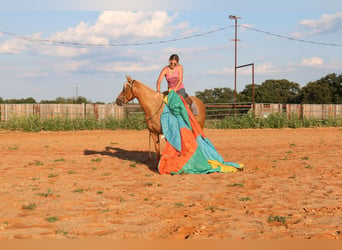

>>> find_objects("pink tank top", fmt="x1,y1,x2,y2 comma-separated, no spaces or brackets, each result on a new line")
165,65,185,91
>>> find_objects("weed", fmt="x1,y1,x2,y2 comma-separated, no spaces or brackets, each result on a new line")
8,145,18,150
92,167,97,170
110,142,118,145
305,165,314,169
239,197,251,201
290,143,296,146
22,203,37,210
175,202,185,207
145,174,152,177
68,170,76,174
29,160,44,166
36,188,53,198
91,158,102,162
73,188,84,193
289,175,296,179
99,208,110,213
48,173,59,178
144,198,149,201
301,156,309,160
45,216,59,223
129,163,137,168
102,173,111,176
3,221,9,226
205,206,225,212
145,182,153,187
119,197,125,202
54,158,66,162
228,183,244,187
97,191,103,194
268,215,287,224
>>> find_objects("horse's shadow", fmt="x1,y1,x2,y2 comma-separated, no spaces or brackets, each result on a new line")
83,147,157,172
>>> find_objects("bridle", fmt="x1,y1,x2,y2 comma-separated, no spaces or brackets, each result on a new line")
122,79,135,103
121,79,165,125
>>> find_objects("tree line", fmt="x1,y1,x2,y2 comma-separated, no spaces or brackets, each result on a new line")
195,73,342,104
1,73,341,104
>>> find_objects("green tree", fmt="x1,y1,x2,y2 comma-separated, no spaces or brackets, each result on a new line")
195,87,235,103
256,79,301,103
301,73,342,104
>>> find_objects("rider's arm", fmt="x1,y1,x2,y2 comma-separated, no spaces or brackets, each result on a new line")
156,67,167,92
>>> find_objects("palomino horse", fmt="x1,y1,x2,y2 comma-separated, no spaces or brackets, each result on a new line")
115,76,206,166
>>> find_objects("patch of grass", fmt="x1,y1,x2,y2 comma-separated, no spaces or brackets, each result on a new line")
8,145,18,150
119,197,125,202
145,182,153,187
305,165,314,169
91,158,102,162
3,221,9,226
45,216,59,223
67,170,76,174
268,215,287,224
92,167,97,170
175,202,185,207
22,203,37,210
48,173,59,178
54,158,66,162
228,183,244,187
36,188,53,198
99,208,110,213
102,173,111,176
290,143,296,147
73,188,84,193
110,142,118,145
129,163,137,168
144,198,149,201
301,156,309,160
28,160,44,166
239,197,251,201
289,175,296,179
205,206,226,212
97,191,103,194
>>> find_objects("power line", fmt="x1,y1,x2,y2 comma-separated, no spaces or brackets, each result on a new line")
1,24,341,47
240,25,342,47
0,26,235,47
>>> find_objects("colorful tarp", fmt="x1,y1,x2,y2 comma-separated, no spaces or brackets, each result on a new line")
158,90,244,175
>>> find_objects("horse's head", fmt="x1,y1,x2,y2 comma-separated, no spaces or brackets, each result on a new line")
115,76,136,106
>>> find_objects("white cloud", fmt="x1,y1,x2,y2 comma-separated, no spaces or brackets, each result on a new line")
0,11,188,57
16,72,49,78
294,12,342,37
53,60,91,72
101,62,160,73
300,57,324,67
0,37,28,54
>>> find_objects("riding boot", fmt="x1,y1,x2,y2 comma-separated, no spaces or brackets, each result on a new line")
191,103,199,116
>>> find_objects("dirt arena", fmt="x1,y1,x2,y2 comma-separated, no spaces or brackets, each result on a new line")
0,128,341,239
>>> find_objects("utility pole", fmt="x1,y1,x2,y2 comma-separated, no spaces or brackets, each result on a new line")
75,82,78,99
229,15,241,115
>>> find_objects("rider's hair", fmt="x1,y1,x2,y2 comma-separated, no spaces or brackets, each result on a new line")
169,54,179,63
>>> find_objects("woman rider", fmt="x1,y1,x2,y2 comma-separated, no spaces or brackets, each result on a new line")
156,54,198,115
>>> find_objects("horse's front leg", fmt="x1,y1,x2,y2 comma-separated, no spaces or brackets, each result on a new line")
150,132,160,168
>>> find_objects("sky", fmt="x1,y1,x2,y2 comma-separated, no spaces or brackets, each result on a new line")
0,0,341,103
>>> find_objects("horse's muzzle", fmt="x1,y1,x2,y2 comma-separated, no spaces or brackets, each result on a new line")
116,98,123,106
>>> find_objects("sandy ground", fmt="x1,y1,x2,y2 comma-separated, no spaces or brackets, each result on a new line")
0,128,341,239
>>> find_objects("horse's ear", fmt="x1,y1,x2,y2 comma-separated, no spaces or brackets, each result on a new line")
126,75,132,83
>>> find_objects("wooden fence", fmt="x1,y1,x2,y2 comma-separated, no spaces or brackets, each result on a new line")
1,103,342,122
0,103,125,122
254,104,342,119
